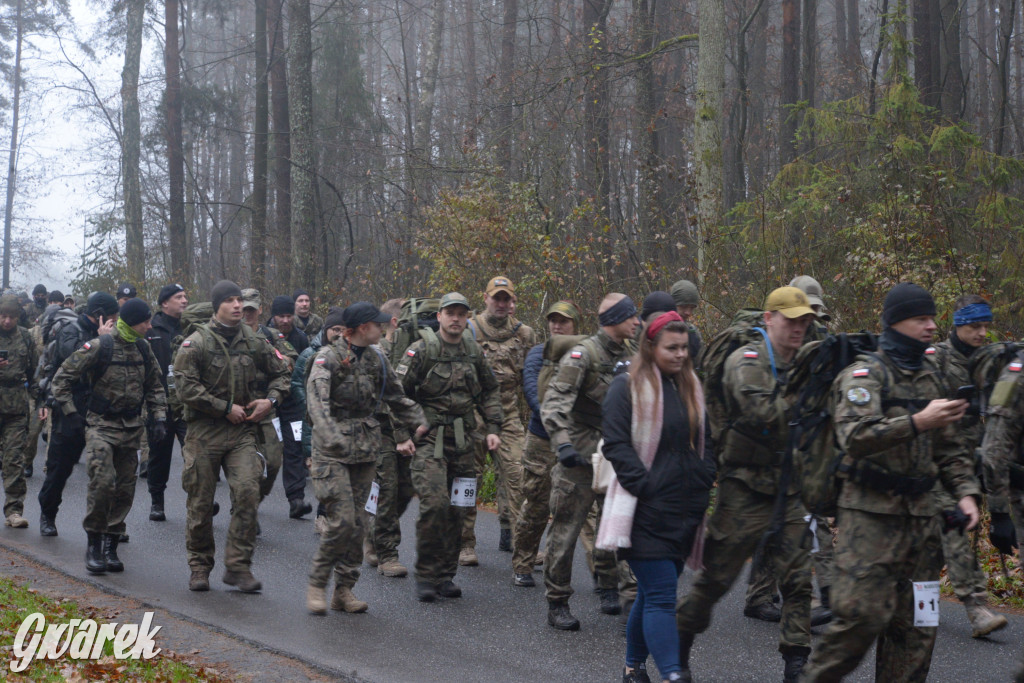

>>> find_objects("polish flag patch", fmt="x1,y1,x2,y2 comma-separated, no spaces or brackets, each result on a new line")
924,347,936,355
315,357,327,366
182,340,191,347
852,368,870,378
82,342,91,350
406,349,416,357
1009,361,1023,372
743,350,758,358
570,351,583,359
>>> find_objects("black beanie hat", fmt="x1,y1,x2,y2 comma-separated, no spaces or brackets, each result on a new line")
271,295,295,316
32,284,47,296
48,290,64,303
323,306,345,331
292,288,310,301
158,283,185,305
87,291,119,318
882,283,936,327
119,298,152,326
641,291,677,320
210,280,243,311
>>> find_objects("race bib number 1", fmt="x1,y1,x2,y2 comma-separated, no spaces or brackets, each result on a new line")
450,477,476,507
271,417,283,441
290,420,303,441
912,581,940,627
364,481,380,515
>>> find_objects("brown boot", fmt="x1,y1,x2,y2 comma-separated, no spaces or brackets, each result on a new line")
964,596,1008,638
189,570,210,592
378,559,409,578
223,570,262,593
306,585,328,615
363,538,378,567
459,547,479,567
331,586,368,613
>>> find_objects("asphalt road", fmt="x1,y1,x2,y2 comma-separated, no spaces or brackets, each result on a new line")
2,437,1021,682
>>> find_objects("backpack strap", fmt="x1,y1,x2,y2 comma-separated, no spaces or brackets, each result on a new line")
372,346,388,413
751,327,778,381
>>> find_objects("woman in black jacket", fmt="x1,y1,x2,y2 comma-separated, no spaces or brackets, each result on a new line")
601,312,715,683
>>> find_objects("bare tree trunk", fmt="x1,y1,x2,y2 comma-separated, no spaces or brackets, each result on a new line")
912,0,941,110
496,0,518,173
781,0,800,164
732,0,766,207
847,0,862,80
695,0,724,280
583,0,614,217
994,0,1017,152
165,0,188,282
1,0,22,290
939,0,964,119
268,0,290,285
836,0,848,93
289,0,316,291
121,0,145,286
634,0,658,227
252,0,269,292
463,0,479,147
977,0,993,142
800,0,817,154
413,0,444,202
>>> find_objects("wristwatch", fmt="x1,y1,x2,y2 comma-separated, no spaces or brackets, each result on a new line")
268,396,278,409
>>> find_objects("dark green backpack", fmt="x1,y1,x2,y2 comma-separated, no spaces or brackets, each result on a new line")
388,298,441,368
968,341,1023,416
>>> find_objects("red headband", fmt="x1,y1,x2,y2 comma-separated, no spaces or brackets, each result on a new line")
646,310,683,340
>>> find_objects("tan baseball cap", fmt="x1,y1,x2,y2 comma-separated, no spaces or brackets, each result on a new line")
485,276,515,297
764,286,816,319
546,300,581,322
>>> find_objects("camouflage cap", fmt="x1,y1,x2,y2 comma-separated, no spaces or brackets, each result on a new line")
546,300,581,322
789,275,826,309
670,279,700,307
0,295,20,317
485,276,515,297
241,288,261,310
764,286,815,319
439,292,471,311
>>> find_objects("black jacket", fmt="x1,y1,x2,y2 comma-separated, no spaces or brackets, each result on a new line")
145,311,182,392
601,372,716,560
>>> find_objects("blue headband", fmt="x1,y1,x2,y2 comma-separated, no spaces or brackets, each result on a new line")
599,296,638,327
953,302,992,327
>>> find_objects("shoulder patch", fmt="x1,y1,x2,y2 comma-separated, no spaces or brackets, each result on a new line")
182,340,191,347
570,350,583,359
846,387,871,405
1009,361,1023,373
274,348,284,360
406,348,416,357
315,357,326,366
82,342,91,350
743,350,758,358
852,368,869,378
277,332,285,339
924,347,936,355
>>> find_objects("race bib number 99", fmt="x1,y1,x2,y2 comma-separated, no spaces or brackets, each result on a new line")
912,581,940,627
450,477,476,507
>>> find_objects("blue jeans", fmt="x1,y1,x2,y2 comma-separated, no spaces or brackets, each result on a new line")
626,558,683,676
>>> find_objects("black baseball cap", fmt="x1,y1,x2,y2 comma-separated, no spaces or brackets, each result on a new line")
116,282,137,299
342,302,391,329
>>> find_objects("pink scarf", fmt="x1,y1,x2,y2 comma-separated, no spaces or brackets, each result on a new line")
596,365,707,570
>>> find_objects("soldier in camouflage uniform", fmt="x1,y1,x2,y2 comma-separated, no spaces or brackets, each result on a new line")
0,296,36,528
22,285,47,328
174,281,291,593
305,302,426,614
802,283,982,682
932,295,1007,636
670,279,703,363
541,293,639,630
293,289,324,338
459,277,535,564
50,298,166,574
676,287,816,681
396,292,502,602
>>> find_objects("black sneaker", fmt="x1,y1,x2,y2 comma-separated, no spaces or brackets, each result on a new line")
498,528,512,552
547,602,581,631
598,588,621,615
743,602,782,622
513,573,536,587
149,502,166,522
39,514,57,537
622,667,653,683
289,498,313,519
437,580,462,598
416,581,437,602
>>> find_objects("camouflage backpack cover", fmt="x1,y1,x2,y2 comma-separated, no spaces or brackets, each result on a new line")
968,340,1023,416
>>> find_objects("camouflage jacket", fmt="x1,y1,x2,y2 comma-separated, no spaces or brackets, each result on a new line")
296,312,323,338
0,325,36,415
51,334,166,428
720,338,795,495
541,329,633,458
469,313,536,416
934,339,984,447
173,320,290,422
396,334,502,440
307,339,424,463
832,348,980,517
22,301,44,329
980,357,1024,515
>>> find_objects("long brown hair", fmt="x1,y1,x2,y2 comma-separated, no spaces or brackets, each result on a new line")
631,320,700,447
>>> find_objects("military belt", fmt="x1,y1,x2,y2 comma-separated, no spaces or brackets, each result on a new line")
844,461,935,497
428,411,472,457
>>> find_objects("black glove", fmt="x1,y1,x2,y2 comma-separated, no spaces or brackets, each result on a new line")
150,419,168,444
989,512,1019,555
942,508,969,535
557,443,585,468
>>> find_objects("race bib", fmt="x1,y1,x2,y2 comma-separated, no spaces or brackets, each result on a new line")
364,481,380,515
912,581,940,627
290,420,303,441
271,417,283,441
450,477,476,507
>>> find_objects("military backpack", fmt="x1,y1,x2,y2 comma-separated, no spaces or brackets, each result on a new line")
968,340,1023,416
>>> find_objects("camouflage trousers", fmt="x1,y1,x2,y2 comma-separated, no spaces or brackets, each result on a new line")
83,423,143,535
801,508,944,682
181,418,262,573
308,454,376,589
411,433,475,584
0,413,27,517
512,432,555,574
21,406,44,472
746,514,834,607
676,478,812,652
463,413,525,546
372,443,415,564
935,487,987,602
544,462,634,604
578,500,637,602
256,420,283,501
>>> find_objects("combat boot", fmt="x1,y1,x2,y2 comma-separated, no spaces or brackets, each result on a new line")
743,601,781,622
458,546,479,566
149,492,165,521
39,513,57,537
964,596,1008,638
307,585,328,614
547,601,580,631
437,580,462,598
416,581,438,602
289,498,312,519
189,570,210,591
102,534,124,572
331,586,369,613
222,570,262,593
5,513,28,528
810,604,832,627
499,528,512,552
513,573,536,587
378,559,408,577
782,646,810,683
679,631,695,680
598,587,621,615
363,537,378,567
85,532,106,574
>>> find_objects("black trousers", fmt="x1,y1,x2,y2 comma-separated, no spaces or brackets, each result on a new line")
280,415,308,501
37,412,86,519
147,417,187,499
